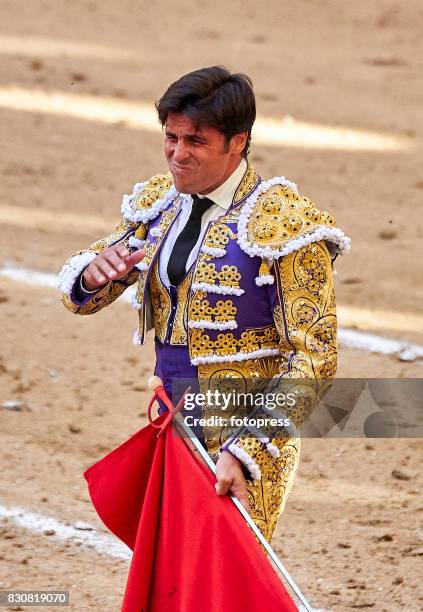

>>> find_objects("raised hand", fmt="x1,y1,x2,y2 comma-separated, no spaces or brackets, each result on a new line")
82,243,145,291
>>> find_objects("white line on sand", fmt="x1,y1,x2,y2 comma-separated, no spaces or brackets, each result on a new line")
338,328,423,361
1,264,422,362
0,504,131,560
0,204,116,234
0,265,60,289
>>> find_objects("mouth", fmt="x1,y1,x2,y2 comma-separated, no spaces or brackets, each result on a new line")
170,164,192,176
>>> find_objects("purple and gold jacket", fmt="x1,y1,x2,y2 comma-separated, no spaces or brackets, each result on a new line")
59,165,350,535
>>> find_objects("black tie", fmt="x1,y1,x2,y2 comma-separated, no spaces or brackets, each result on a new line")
167,195,214,286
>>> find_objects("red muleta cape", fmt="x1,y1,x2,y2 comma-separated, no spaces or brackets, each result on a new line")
84,411,298,611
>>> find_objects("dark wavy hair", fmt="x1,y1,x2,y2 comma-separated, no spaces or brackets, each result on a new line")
156,66,256,158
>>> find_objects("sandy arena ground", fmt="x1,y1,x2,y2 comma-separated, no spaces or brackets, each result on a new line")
1,1,423,610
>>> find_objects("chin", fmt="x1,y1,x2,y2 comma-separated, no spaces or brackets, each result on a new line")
172,176,196,194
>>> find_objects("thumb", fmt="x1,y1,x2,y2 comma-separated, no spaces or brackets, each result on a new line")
125,249,145,270
215,479,231,496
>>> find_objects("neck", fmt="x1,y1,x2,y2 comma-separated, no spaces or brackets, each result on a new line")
199,156,243,195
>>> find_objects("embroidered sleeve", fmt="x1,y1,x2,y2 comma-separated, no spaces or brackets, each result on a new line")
59,217,146,315
59,174,176,315
269,240,337,428
221,240,337,480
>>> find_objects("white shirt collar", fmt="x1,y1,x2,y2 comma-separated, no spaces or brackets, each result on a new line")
197,158,247,210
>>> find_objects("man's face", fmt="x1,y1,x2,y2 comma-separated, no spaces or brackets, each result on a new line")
164,112,246,195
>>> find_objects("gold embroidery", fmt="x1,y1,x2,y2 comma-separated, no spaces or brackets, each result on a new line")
198,355,289,457
189,296,237,323
62,270,139,315
169,270,194,345
148,260,171,343
247,185,337,250
219,265,241,288
142,240,156,263
194,261,242,291
141,204,181,268
146,259,194,345
194,261,219,284
189,325,279,359
132,204,183,342
88,218,139,253
133,173,173,210
197,356,298,541
246,439,300,540
276,240,337,381
135,269,146,312
233,165,259,204
202,223,237,251
272,240,337,427
157,205,180,231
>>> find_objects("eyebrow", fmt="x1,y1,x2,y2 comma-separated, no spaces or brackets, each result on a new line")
165,129,208,141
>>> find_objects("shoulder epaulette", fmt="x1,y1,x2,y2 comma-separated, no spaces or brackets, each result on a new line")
237,176,350,261
121,172,175,224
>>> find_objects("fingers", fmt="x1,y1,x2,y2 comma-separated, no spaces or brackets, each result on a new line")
215,477,231,497
82,242,146,291
215,474,250,513
82,263,108,289
114,244,130,259
230,480,250,513
103,244,145,275
82,243,141,290
96,256,120,280
125,249,146,268
106,248,128,274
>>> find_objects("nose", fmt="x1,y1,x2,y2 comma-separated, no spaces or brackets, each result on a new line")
172,139,189,164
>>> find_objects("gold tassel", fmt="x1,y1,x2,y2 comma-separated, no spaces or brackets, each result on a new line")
258,259,270,277
135,225,147,239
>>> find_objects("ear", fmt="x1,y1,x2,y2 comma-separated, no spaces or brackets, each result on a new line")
229,131,248,155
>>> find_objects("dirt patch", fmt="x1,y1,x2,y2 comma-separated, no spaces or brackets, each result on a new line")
1,2,422,610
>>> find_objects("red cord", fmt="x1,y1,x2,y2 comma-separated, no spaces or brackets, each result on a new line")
147,384,183,437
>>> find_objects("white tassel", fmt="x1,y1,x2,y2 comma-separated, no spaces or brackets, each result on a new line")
190,347,280,366
135,260,148,271
128,235,146,249
132,329,142,345
150,227,163,238
131,295,142,310
191,282,245,296
188,319,238,331
266,443,280,458
255,274,274,286
201,246,227,257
